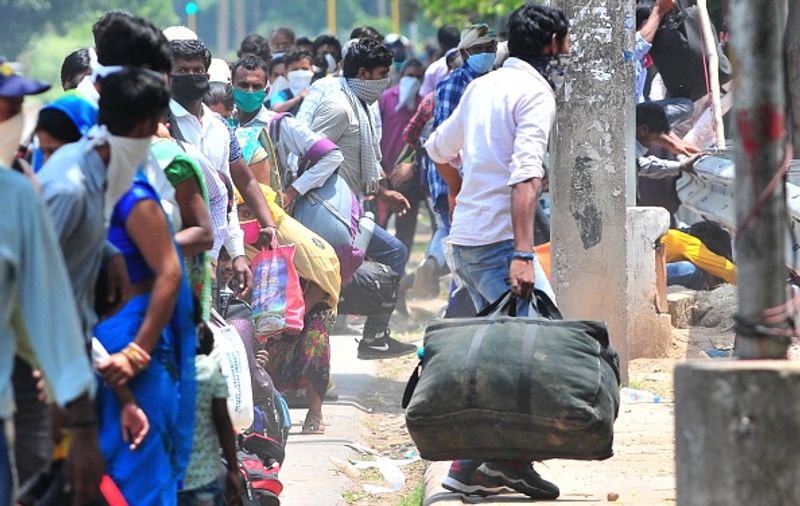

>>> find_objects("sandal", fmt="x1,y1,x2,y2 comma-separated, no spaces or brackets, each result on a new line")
301,412,325,434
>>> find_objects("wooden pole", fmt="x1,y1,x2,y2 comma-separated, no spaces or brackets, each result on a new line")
328,0,337,35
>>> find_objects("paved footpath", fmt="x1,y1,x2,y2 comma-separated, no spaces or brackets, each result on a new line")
279,333,376,506
423,401,675,505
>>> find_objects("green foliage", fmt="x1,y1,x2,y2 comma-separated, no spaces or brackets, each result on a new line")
1,0,178,60
417,0,521,27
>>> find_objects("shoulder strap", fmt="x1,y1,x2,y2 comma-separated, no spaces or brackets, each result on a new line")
268,112,290,146
297,138,338,176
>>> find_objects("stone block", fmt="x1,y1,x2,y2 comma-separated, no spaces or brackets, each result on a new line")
667,290,697,328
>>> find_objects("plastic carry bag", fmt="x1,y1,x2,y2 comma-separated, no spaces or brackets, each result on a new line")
251,239,305,341
209,309,255,431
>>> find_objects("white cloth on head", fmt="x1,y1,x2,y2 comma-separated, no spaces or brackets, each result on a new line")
209,58,232,83
457,25,495,51
163,25,198,41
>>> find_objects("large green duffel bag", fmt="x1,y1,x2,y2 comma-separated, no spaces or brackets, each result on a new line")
402,292,621,462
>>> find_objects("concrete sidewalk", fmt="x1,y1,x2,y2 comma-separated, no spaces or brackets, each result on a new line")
279,333,377,506
422,401,675,505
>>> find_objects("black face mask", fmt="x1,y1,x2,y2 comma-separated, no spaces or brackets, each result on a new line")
171,74,210,103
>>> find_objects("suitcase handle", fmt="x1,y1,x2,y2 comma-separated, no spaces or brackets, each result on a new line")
477,290,563,320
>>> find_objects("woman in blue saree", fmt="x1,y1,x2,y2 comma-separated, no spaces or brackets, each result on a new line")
95,169,197,505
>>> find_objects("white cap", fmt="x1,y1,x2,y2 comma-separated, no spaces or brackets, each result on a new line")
208,58,231,83
163,25,198,42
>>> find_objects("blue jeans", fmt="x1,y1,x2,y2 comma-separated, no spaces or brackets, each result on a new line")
178,480,223,506
451,240,555,315
667,261,707,290
363,223,409,337
0,420,12,506
426,194,450,271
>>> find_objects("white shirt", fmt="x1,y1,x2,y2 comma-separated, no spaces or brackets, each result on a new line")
1,170,94,417
425,57,555,247
170,100,245,259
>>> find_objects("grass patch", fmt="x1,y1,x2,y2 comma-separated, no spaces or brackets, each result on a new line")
395,483,424,506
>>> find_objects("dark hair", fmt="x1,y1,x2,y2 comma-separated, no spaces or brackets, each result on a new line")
636,4,653,30
283,49,312,68
437,25,461,51
98,68,170,135
95,16,172,74
402,58,424,73
350,25,383,41
296,37,313,48
270,27,296,44
36,108,81,144
636,102,671,134
169,39,212,70
196,321,215,356
92,9,133,44
203,81,234,111
313,34,342,61
342,38,393,78
238,33,272,62
231,53,270,79
268,57,286,78
687,221,733,261
60,48,92,91
508,3,569,64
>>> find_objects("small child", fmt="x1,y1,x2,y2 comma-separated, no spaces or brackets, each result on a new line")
179,323,243,506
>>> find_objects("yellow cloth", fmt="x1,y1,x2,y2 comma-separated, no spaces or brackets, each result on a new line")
238,184,341,309
660,229,737,285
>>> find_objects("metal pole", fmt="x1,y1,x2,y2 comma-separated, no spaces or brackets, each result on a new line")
731,0,791,359
391,0,400,34
697,0,725,149
328,0,337,35
217,0,230,58
234,0,245,50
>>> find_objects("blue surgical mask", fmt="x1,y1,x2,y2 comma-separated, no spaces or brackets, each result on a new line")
466,52,496,74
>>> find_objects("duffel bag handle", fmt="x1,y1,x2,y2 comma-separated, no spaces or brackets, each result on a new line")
477,290,563,320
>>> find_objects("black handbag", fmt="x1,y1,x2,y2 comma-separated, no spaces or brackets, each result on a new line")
403,291,621,462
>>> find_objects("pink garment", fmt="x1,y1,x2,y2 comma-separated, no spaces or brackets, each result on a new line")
378,84,416,173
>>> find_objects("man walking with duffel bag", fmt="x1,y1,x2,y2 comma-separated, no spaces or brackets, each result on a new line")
425,3,570,499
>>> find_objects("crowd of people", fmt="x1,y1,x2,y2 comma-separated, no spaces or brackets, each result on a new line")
0,0,738,504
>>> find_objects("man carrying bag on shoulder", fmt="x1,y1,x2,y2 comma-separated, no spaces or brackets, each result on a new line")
424,4,571,499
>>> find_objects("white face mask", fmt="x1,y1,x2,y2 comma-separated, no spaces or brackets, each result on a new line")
287,69,314,97
0,111,25,168
92,126,152,224
397,76,421,111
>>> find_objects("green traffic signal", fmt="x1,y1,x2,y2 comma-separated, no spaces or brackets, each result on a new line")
185,2,199,15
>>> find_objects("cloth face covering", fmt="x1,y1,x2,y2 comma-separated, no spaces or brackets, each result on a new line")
171,74,210,102
397,76,421,111
288,70,314,97
233,88,267,113
342,77,384,194
88,125,152,225
467,53,496,74
531,55,571,91
346,77,389,105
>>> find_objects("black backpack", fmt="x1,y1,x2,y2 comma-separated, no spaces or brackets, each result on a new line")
650,3,732,101
338,261,400,316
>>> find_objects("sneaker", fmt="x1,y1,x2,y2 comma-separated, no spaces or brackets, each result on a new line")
441,460,509,496
412,257,440,299
478,462,560,499
357,330,417,360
